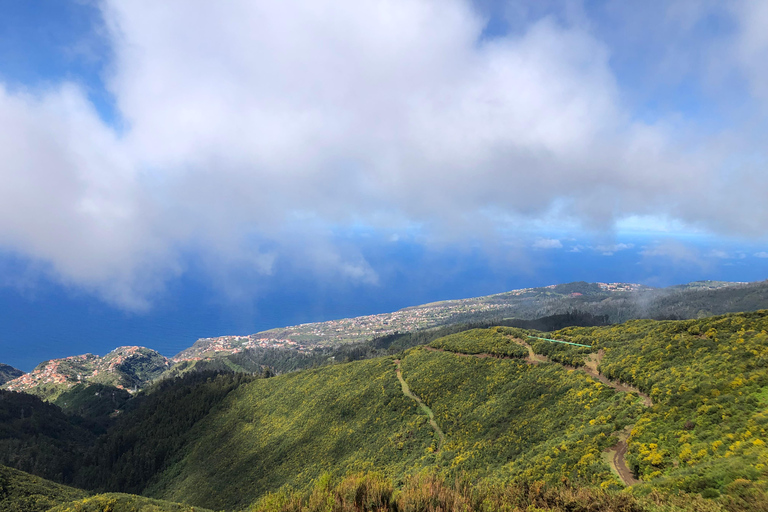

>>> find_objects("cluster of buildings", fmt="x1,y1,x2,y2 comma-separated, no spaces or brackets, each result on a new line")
3,354,98,392
597,282,644,292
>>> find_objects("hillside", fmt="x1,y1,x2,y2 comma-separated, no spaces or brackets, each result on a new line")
2,346,171,400
3,310,768,510
0,464,719,512
174,279,768,361
0,465,212,512
0,465,87,512
0,364,24,386
0,389,97,482
115,312,768,510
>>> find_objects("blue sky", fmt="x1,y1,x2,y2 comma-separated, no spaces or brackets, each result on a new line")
1,1,768,371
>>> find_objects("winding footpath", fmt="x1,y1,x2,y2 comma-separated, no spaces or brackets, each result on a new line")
394,359,446,450
418,338,652,486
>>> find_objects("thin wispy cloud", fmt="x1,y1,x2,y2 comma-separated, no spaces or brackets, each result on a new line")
533,239,563,250
640,240,710,271
595,243,634,256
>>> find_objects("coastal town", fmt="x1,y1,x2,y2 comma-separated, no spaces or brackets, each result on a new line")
3,346,171,396
174,282,647,359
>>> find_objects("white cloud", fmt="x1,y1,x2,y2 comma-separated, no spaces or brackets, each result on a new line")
594,243,634,256
755,252,768,258
708,249,731,259
533,238,563,250
1,1,768,308
640,240,708,270
0,84,173,309
731,2,768,104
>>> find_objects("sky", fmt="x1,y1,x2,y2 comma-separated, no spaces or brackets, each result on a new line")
2,1,768,371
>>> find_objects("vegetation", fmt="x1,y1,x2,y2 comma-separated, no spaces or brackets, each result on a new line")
0,465,87,512
72,371,258,494
0,465,209,512
400,347,642,487
527,337,592,367
47,493,211,512
0,390,96,483
547,311,768,500
0,364,23,386
146,357,434,511
5,310,768,511
428,327,528,358
53,383,132,420
134,331,644,509
250,471,724,512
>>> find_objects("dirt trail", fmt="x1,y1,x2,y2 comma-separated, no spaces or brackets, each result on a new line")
602,427,641,486
581,351,653,407
509,340,650,486
424,340,651,486
394,359,446,450
612,441,640,485
507,340,653,407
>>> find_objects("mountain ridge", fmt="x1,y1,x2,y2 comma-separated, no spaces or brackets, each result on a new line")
0,363,24,386
173,279,761,360
5,279,768,400
3,346,170,400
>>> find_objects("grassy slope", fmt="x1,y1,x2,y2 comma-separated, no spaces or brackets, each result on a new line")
149,357,434,511
400,347,642,485
6,312,768,510
0,465,211,512
147,337,647,509
0,464,87,512
48,493,212,512
428,327,528,358
548,311,768,499
150,313,768,510
426,317,768,501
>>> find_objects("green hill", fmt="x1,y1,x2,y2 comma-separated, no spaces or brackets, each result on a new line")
52,383,133,420
47,493,211,512
0,464,87,512
2,347,170,401
0,465,211,512
140,335,644,509
3,311,768,510
0,364,23,386
0,390,96,483
125,313,768,510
